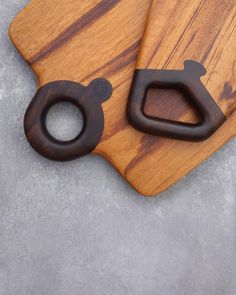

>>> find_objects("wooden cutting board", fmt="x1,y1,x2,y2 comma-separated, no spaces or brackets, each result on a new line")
125,0,236,195
10,0,236,196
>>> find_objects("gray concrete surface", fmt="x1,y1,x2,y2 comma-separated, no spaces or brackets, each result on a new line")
0,1,235,294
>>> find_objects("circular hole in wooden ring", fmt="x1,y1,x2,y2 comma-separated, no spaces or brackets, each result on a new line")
46,101,84,142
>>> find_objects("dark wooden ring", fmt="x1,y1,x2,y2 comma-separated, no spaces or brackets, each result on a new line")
24,79,112,161
127,60,226,141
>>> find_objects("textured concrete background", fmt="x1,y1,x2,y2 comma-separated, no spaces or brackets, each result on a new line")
0,1,236,294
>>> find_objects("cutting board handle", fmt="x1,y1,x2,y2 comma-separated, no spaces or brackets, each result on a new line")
127,60,226,141
24,79,112,161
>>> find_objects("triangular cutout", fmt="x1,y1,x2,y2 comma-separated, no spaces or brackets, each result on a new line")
144,87,201,124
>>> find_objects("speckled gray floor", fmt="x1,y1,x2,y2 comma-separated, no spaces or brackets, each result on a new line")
0,1,236,295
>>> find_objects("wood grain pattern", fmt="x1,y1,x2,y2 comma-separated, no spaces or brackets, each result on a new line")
137,0,236,117
10,0,236,196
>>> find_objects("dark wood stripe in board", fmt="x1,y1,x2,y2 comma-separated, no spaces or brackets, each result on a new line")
124,135,162,177
81,40,141,82
146,34,165,68
104,47,138,77
220,82,236,101
163,0,206,69
200,0,233,64
145,0,180,69
29,0,121,64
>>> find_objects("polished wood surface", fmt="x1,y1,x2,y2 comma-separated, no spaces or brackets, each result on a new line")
10,0,236,196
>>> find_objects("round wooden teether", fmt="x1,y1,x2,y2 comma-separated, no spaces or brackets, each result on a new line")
24,79,112,161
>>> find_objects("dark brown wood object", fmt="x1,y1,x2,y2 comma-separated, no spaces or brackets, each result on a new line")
127,60,226,141
24,79,112,161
